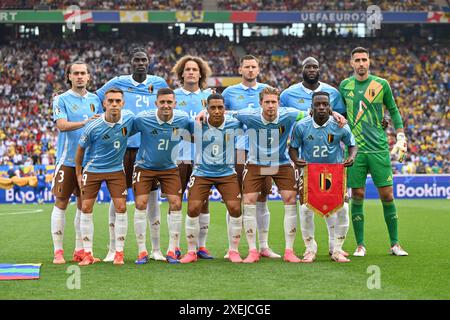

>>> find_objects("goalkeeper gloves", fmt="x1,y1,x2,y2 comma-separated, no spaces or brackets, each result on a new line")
391,132,407,163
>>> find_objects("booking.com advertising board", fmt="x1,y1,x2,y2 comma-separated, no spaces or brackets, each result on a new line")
1,175,449,204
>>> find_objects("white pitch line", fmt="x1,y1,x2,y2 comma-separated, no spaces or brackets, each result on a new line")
0,209,44,216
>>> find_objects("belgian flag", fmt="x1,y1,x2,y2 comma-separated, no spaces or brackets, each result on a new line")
122,127,127,136
279,126,286,134
90,103,95,112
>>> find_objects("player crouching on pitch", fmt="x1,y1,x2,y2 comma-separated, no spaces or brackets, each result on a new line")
289,91,357,263
75,88,135,266
181,93,244,263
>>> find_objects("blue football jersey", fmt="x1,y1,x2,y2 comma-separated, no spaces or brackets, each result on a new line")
234,107,306,166
37,174,46,188
96,75,168,148
79,110,135,173
174,87,211,161
191,115,244,177
222,82,268,150
280,81,346,114
53,90,102,167
290,117,356,163
133,109,192,170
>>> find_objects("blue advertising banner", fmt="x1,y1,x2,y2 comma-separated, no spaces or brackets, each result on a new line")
1,175,448,204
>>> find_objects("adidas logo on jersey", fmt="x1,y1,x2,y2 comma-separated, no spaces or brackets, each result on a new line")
151,129,158,135
306,135,314,140
102,134,110,140
348,92,354,97
387,176,393,182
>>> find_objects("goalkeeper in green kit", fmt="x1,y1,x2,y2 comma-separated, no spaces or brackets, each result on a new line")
339,47,408,257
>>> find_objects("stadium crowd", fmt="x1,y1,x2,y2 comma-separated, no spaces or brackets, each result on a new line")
1,0,444,11
0,0,203,10
0,35,448,174
217,0,441,11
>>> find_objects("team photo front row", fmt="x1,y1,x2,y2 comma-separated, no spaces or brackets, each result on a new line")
54,86,361,266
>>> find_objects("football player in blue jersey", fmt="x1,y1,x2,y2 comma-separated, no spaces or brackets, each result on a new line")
172,55,214,259
51,61,102,265
75,88,135,266
181,93,244,264
280,57,349,257
132,88,192,264
96,48,169,262
222,55,280,259
289,91,357,263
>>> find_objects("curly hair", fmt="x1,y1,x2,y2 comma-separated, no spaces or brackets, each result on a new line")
171,55,212,90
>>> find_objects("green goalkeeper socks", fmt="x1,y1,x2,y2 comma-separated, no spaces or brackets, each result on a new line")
382,200,399,246
351,198,365,246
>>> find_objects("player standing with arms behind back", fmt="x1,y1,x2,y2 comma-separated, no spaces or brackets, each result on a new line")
51,61,101,264
96,48,168,262
339,47,408,257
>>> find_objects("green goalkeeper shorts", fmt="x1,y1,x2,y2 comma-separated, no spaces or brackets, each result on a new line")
347,151,393,188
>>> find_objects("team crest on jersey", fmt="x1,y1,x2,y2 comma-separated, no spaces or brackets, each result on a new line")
237,95,244,100
148,84,153,93
179,101,187,107
298,98,304,104
122,127,127,136
327,134,334,143
72,104,79,111
128,87,133,92
90,103,95,112
201,99,207,108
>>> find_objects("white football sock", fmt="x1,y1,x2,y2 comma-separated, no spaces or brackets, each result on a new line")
134,208,147,253
198,212,210,248
51,206,65,252
108,200,116,253
299,204,317,253
74,208,83,251
256,201,270,250
185,215,199,252
243,204,257,251
228,215,243,252
284,204,298,250
225,210,231,244
115,212,128,252
334,203,349,254
325,212,337,253
80,212,94,254
147,190,161,251
168,211,182,253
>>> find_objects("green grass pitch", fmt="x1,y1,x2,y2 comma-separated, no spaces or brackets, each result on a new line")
1,199,449,300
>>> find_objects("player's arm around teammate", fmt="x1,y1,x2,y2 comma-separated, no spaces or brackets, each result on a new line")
75,88,134,266
182,94,244,264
